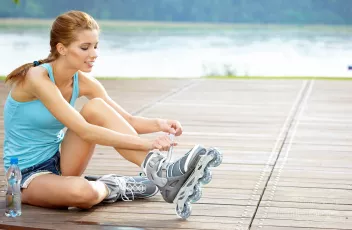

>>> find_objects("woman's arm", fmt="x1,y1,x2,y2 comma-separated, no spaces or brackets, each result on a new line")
79,72,183,136
25,67,153,151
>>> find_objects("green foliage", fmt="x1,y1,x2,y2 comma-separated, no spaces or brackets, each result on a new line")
2,0,352,25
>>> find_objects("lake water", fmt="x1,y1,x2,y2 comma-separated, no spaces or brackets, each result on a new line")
1,25,352,78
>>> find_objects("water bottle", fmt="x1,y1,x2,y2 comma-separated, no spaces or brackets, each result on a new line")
5,157,22,217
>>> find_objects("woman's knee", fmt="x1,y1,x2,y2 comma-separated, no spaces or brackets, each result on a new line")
79,97,138,137
80,98,110,125
68,178,100,209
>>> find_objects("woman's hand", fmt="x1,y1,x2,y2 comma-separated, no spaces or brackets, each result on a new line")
158,119,183,136
150,134,178,151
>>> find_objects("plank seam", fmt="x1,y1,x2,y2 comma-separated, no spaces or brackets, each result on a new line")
235,80,311,230
252,80,314,229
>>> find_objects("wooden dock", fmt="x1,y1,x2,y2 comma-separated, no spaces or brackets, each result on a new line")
0,79,351,230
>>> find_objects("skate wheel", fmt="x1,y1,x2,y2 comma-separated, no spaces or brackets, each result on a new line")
209,148,223,168
200,167,212,185
189,184,202,203
176,202,192,219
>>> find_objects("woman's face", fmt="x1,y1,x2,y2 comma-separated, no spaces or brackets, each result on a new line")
64,29,99,72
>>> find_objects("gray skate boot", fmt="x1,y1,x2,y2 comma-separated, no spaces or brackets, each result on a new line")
142,144,223,219
92,174,159,203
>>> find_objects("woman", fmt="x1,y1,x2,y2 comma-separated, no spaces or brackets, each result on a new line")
3,11,220,214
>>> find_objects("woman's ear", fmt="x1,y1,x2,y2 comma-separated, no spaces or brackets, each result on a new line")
56,43,67,56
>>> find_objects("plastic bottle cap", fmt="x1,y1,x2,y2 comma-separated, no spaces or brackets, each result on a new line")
10,157,18,165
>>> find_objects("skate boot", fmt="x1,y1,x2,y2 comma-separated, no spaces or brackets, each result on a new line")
142,144,223,219
86,174,159,203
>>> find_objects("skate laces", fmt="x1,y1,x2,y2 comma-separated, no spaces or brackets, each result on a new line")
161,134,175,174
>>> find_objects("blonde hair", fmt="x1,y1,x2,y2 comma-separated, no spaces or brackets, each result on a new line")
5,10,99,85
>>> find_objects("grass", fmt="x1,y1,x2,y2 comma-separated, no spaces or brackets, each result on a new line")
2,75,352,81
204,75,352,80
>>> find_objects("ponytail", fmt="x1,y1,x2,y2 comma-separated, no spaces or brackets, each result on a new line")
5,56,55,86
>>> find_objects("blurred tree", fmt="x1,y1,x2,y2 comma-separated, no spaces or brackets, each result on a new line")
2,0,352,25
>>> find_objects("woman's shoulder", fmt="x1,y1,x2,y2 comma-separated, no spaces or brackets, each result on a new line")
77,71,106,98
11,66,49,102
24,65,54,95
26,65,50,83
77,70,97,87
78,71,98,96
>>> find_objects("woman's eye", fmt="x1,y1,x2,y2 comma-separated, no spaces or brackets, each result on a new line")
81,47,88,50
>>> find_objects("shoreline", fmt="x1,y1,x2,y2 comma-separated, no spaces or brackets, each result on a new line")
1,18,352,31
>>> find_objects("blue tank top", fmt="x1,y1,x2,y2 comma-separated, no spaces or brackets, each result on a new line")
3,63,80,171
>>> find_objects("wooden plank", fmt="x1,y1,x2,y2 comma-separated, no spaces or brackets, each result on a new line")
254,80,352,229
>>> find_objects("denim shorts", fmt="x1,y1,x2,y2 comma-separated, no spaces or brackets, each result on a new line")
21,151,61,189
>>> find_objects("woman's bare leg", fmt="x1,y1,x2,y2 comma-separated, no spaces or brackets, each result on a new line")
60,98,149,176
21,174,108,209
